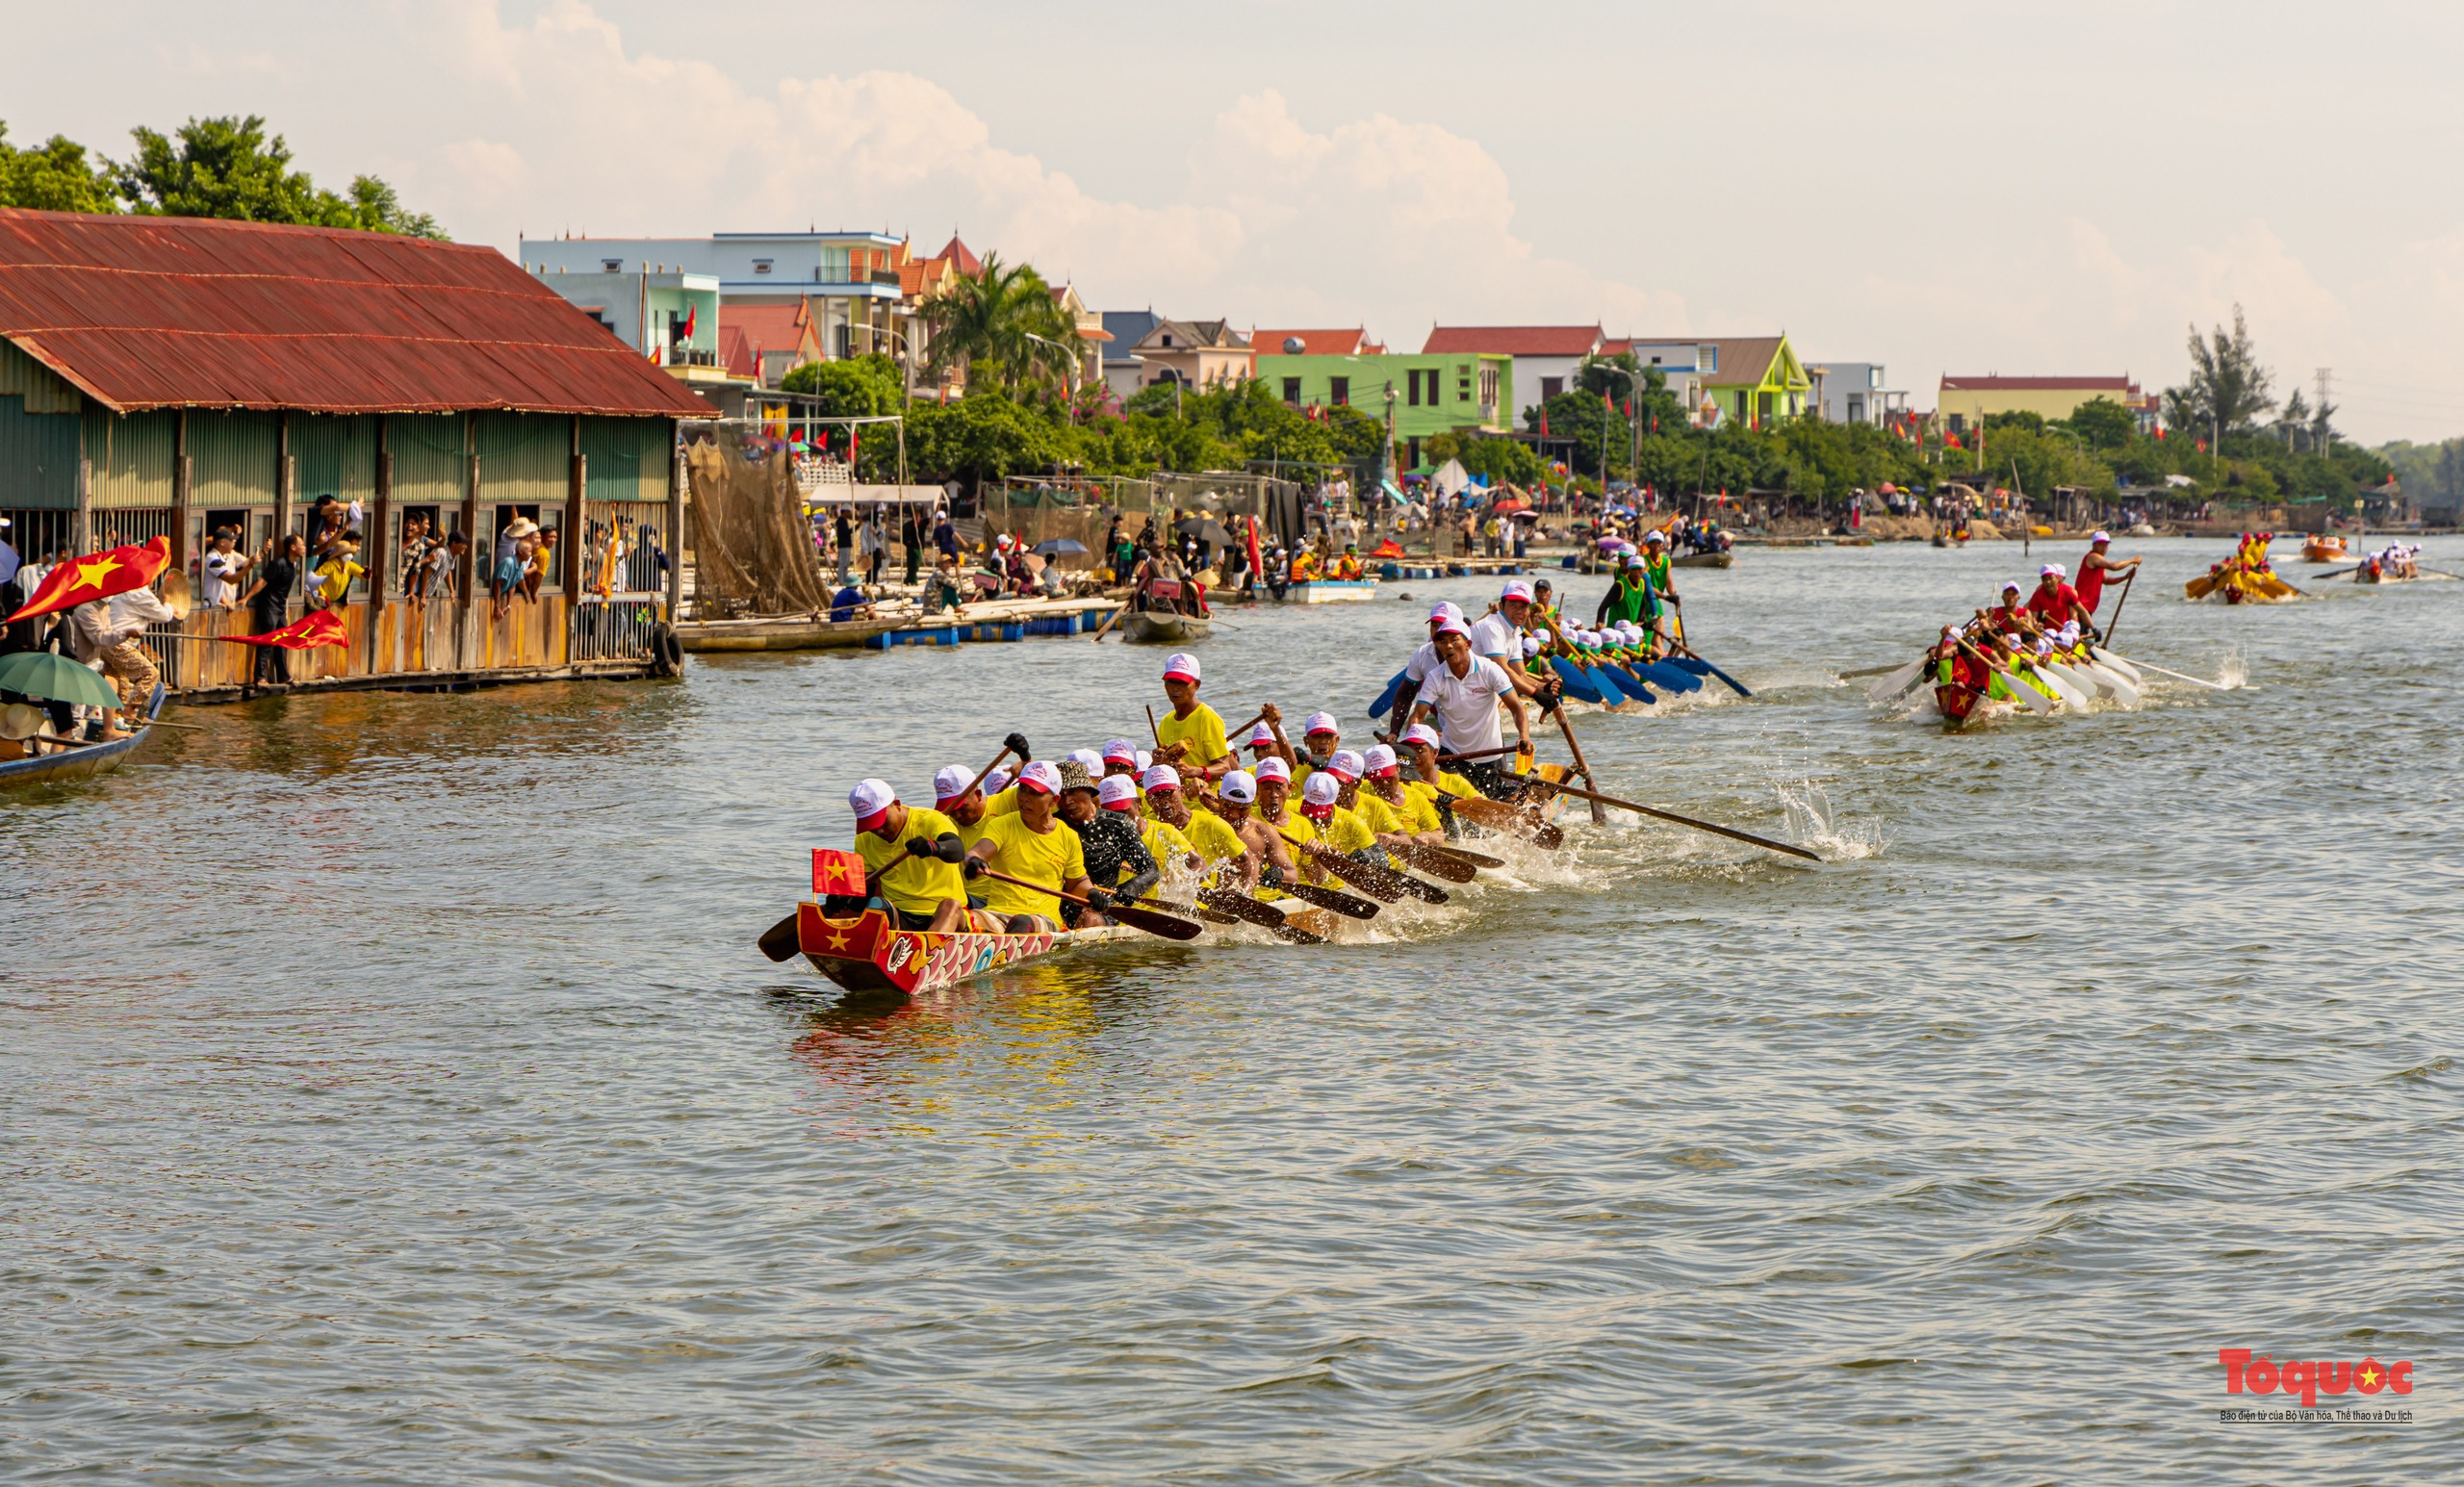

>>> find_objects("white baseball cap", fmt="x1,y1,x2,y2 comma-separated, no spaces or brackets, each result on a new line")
1219,770,1258,804
1435,617,1472,639
1401,722,1441,748
1644,529,1667,544
1246,723,1276,748
1254,756,1292,783
1522,635,1541,657
1098,775,1140,810
2040,563,2066,578
1426,601,1463,624
2002,581,2022,594
2090,530,2112,544
1136,750,1152,773
1501,578,1533,602
1015,759,1062,795
1625,553,1648,568
1328,749,1365,782
932,764,974,804
1065,748,1103,772
1363,744,1399,777
1300,772,1341,810
1142,763,1182,792
983,768,1014,795
1101,737,1139,765
1163,653,1201,683
1302,710,1339,737
848,778,896,831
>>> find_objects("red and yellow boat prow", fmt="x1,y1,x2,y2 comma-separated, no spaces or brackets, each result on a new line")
794,904,1133,994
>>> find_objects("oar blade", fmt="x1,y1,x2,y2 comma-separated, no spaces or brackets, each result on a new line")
757,910,804,962
1107,902,1205,940
1276,879,1381,919
1396,842,1476,882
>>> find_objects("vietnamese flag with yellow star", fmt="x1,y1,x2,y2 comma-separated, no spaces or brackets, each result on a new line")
813,848,868,895
5,536,171,624
224,608,348,650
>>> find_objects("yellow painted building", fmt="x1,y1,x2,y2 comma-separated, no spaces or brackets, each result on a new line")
1937,375,2156,433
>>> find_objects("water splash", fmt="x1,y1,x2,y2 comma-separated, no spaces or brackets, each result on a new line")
1770,771,1886,860
2219,648,2248,689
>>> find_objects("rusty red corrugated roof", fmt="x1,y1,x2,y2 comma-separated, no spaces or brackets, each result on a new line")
0,208,715,417
1422,325,1604,356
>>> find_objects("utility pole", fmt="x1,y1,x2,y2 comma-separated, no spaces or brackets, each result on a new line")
2314,368,2333,455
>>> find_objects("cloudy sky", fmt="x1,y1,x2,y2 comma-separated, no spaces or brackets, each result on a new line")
9,0,2460,441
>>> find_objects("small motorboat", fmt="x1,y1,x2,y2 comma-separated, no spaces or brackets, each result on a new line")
1122,609,1211,644
2301,534,2351,563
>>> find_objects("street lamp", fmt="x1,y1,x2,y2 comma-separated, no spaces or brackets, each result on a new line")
1022,331,1086,418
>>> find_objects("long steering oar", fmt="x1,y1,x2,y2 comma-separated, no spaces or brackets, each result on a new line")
1428,784,1566,850
969,865,1203,940
1522,779,1823,862
1550,703,1608,825
1086,602,1128,643
2099,568,2139,647
2092,651,2233,691
757,837,937,961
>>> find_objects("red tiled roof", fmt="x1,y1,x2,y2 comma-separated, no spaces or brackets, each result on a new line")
0,209,713,417
1940,374,2139,392
718,303,818,378
1421,324,1602,356
935,234,982,277
1254,328,1371,357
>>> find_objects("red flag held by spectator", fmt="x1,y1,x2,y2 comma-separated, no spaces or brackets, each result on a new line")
5,536,170,625
224,607,348,650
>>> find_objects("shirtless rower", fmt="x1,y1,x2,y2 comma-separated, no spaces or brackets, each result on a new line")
1202,769,1295,892
963,759,1114,933
846,778,976,933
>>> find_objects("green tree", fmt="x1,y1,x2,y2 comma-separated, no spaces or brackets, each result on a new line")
919,253,1082,394
2166,303,2274,437
2059,396,2138,449
112,115,444,237
781,354,902,419
0,122,118,213
903,390,1071,492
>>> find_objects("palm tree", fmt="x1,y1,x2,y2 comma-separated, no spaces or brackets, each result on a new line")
920,253,1083,396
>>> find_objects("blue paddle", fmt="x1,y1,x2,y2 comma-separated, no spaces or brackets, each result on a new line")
1669,654,1752,697
1369,666,1407,718
1548,655,1604,705
1583,660,1634,706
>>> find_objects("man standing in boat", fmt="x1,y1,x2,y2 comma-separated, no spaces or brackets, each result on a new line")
1409,618,1532,799
2075,533,2140,623
1154,654,1234,781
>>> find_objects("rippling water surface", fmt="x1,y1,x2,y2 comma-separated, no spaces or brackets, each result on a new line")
5,539,2459,1482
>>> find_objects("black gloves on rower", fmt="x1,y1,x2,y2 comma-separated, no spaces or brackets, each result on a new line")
1004,731,1031,760
962,857,987,881
1085,886,1116,910
933,833,966,864
1118,869,1160,907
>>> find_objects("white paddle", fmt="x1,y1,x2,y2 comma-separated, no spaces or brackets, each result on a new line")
2095,651,2232,691
1866,655,1929,703
2087,646,2143,685
2029,659,2093,710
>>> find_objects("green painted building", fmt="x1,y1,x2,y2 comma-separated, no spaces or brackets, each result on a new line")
1251,330,1513,470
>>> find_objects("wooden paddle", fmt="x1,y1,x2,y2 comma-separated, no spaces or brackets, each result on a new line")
1387,839,1476,882
1397,835,1502,870
1521,778,1821,861
969,865,1202,939
1276,828,1448,904
1550,702,1608,824
1086,602,1127,643
1188,885,1327,944
1428,786,1565,850
1266,875,1381,919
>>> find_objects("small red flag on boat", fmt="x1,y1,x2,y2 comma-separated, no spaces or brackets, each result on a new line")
226,608,349,650
5,535,170,624
813,848,868,895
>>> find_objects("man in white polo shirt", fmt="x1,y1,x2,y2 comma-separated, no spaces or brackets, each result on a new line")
1409,616,1530,798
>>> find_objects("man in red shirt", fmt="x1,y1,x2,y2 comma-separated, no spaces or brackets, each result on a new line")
1989,581,2030,636
2027,564,2091,630
2075,531,2140,618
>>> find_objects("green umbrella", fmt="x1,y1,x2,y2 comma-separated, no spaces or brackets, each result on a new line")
0,650,124,709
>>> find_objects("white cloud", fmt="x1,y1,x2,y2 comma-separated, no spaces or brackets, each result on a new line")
393,2,1681,347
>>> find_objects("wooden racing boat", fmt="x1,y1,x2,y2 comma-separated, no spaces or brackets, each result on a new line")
0,683,164,790
794,903,1139,994
1934,681,1986,729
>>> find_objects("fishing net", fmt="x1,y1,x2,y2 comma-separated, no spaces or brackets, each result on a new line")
683,422,832,617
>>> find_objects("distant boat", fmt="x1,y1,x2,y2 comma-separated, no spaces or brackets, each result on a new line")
1123,610,1211,644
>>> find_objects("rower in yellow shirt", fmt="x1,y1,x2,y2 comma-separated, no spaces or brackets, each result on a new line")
1397,722,1480,836
963,759,1115,933
1154,652,1233,781
845,778,976,932
1358,744,1446,843
1247,757,1319,894
1142,764,1248,885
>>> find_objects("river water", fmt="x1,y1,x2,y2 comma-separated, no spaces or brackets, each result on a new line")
5,538,2457,1482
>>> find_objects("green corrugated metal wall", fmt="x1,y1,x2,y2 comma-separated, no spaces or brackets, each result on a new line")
85,408,177,508
295,414,378,501
0,394,81,508
188,410,280,508
475,412,568,508
389,414,466,514
0,338,82,415
581,416,671,503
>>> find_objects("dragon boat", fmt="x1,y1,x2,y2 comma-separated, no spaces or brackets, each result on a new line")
793,902,1142,994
